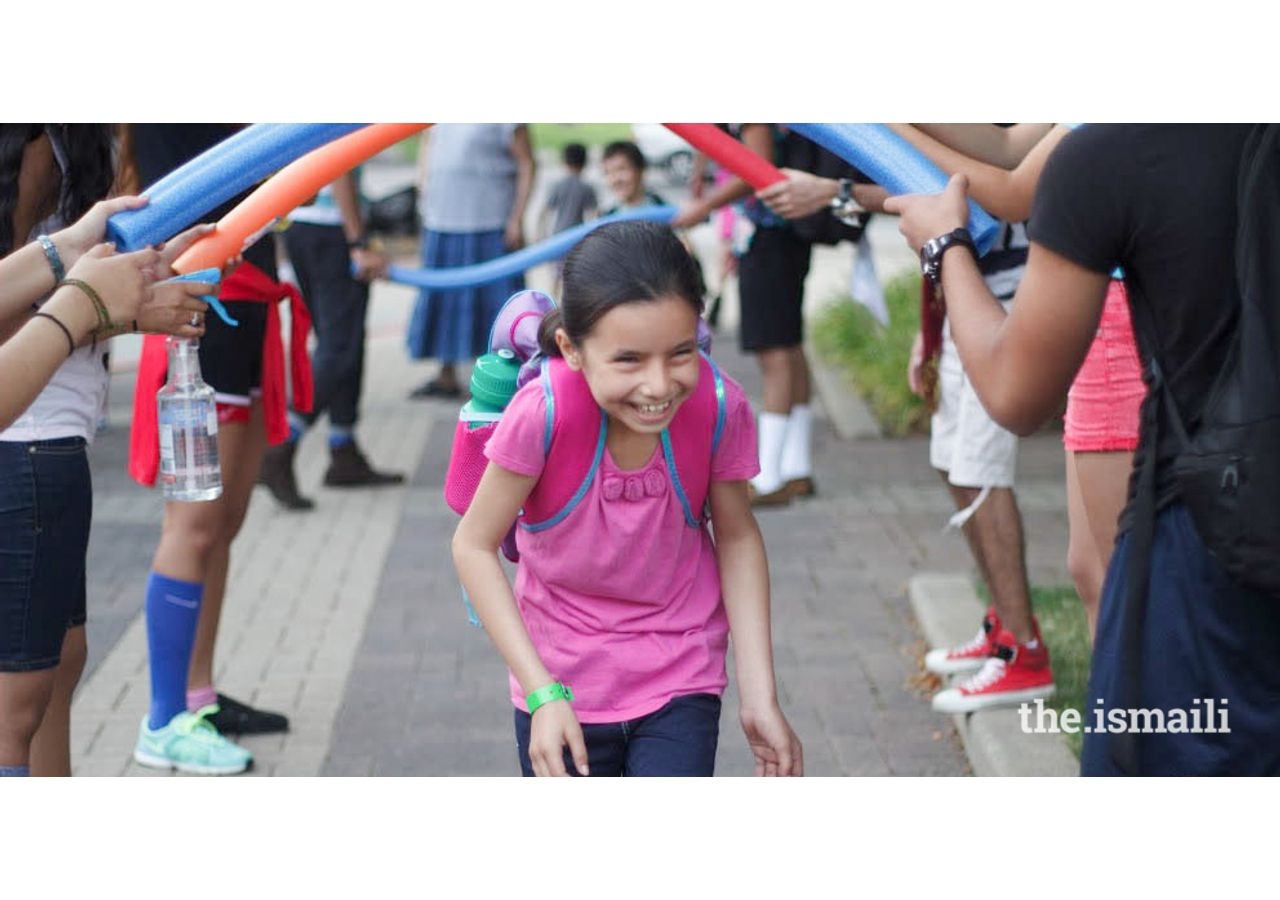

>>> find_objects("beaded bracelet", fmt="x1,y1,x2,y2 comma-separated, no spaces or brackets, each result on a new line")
59,278,112,330
37,235,65,284
33,311,76,357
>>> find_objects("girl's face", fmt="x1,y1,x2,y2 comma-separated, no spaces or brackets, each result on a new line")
602,154,644,205
557,295,701,435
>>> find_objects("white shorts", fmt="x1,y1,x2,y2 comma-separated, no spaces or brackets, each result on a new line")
929,310,1018,489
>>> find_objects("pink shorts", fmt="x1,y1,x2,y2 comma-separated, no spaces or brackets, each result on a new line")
1063,280,1145,453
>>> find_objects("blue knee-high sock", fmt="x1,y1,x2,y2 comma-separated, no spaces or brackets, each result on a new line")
0,765,29,776
145,571,203,730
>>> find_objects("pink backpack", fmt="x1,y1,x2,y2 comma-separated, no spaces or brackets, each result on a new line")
444,290,724,624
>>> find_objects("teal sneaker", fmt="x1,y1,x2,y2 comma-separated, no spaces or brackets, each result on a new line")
133,705,253,775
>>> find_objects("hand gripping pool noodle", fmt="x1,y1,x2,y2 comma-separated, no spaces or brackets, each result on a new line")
661,123,785,190
785,123,1001,254
171,124,431,276
384,204,677,290
106,124,367,251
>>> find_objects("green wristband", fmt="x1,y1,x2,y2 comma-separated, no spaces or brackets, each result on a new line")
526,682,574,714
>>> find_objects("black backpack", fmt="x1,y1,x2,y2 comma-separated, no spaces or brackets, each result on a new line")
1114,124,1280,772
1129,124,1280,599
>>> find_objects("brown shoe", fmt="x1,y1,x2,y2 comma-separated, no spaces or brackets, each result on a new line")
259,441,315,511
786,477,817,499
323,441,406,488
748,482,793,508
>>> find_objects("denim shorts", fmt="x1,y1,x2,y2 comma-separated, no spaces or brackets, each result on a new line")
0,437,92,672
514,692,722,777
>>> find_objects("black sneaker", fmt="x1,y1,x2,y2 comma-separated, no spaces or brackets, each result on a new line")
207,693,290,736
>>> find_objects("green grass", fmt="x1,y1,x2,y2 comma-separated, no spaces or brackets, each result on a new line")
812,271,930,437
529,123,634,152
380,125,634,165
977,583,1091,758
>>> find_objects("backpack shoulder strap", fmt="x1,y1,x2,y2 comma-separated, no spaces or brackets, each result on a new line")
662,352,725,527
520,357,606,531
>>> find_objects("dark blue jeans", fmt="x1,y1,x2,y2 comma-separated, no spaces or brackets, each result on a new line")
1082,502,1280,775
0,438,91,672
514,693,721,777
284,222,370,430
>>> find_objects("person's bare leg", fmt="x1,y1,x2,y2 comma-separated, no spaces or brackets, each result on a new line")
944,479,995,593
961,486,1034,643
188,403,267,693
29,625,86,776
789,347,811,407
0,669,56,769
1065,452,1106,639
436,363,460,394
758,347,794,415
1074,450,1133,639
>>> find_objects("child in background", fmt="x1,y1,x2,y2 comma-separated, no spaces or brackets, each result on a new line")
600,141,667,214
452,221,802,777
539,142,598,238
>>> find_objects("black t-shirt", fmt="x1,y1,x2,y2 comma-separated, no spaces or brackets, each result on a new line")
130,124,277,278
1028,124,1253,522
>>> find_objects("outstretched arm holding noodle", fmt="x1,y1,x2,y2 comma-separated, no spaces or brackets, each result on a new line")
888,124,1069,222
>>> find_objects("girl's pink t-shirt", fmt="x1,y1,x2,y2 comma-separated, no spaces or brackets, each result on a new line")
484,371,759,723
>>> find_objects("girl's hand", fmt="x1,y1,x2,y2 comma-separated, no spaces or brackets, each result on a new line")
882,173,971,254
741,702,804,777
51,195,148,268
63,243,161,326
528,701,590,777
136,281,211,338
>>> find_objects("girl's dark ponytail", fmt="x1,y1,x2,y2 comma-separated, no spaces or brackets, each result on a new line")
537,308,565,357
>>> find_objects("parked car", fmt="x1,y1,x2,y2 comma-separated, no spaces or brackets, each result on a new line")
630,123,698,186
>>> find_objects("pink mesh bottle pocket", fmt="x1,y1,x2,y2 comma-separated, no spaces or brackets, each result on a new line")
444,419,496,515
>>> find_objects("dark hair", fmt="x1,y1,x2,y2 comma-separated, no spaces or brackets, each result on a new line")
0,124,115,255
601,140,647,173
562,142,587,170
538,220,704,356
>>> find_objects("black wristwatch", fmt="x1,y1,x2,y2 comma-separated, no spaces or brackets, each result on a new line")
920,228,977,288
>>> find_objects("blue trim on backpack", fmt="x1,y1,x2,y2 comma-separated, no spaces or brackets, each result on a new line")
522,415,607,533
662,430,700,528
704,351,727,455
539,359,554,458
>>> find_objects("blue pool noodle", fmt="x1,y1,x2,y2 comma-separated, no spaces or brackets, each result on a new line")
385,205,678,290
786,123,1001,254
107,123,367,251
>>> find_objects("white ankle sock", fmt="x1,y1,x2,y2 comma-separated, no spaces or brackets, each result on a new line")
752,412,789,494
779,404,813,482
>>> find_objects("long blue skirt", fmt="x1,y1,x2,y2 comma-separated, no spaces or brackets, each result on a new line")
406,229,525,363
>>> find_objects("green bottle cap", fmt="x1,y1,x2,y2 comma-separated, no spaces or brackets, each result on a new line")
469,349,521,413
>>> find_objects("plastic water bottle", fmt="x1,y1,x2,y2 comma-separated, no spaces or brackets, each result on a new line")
157,337,223,502
461,348,522,429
